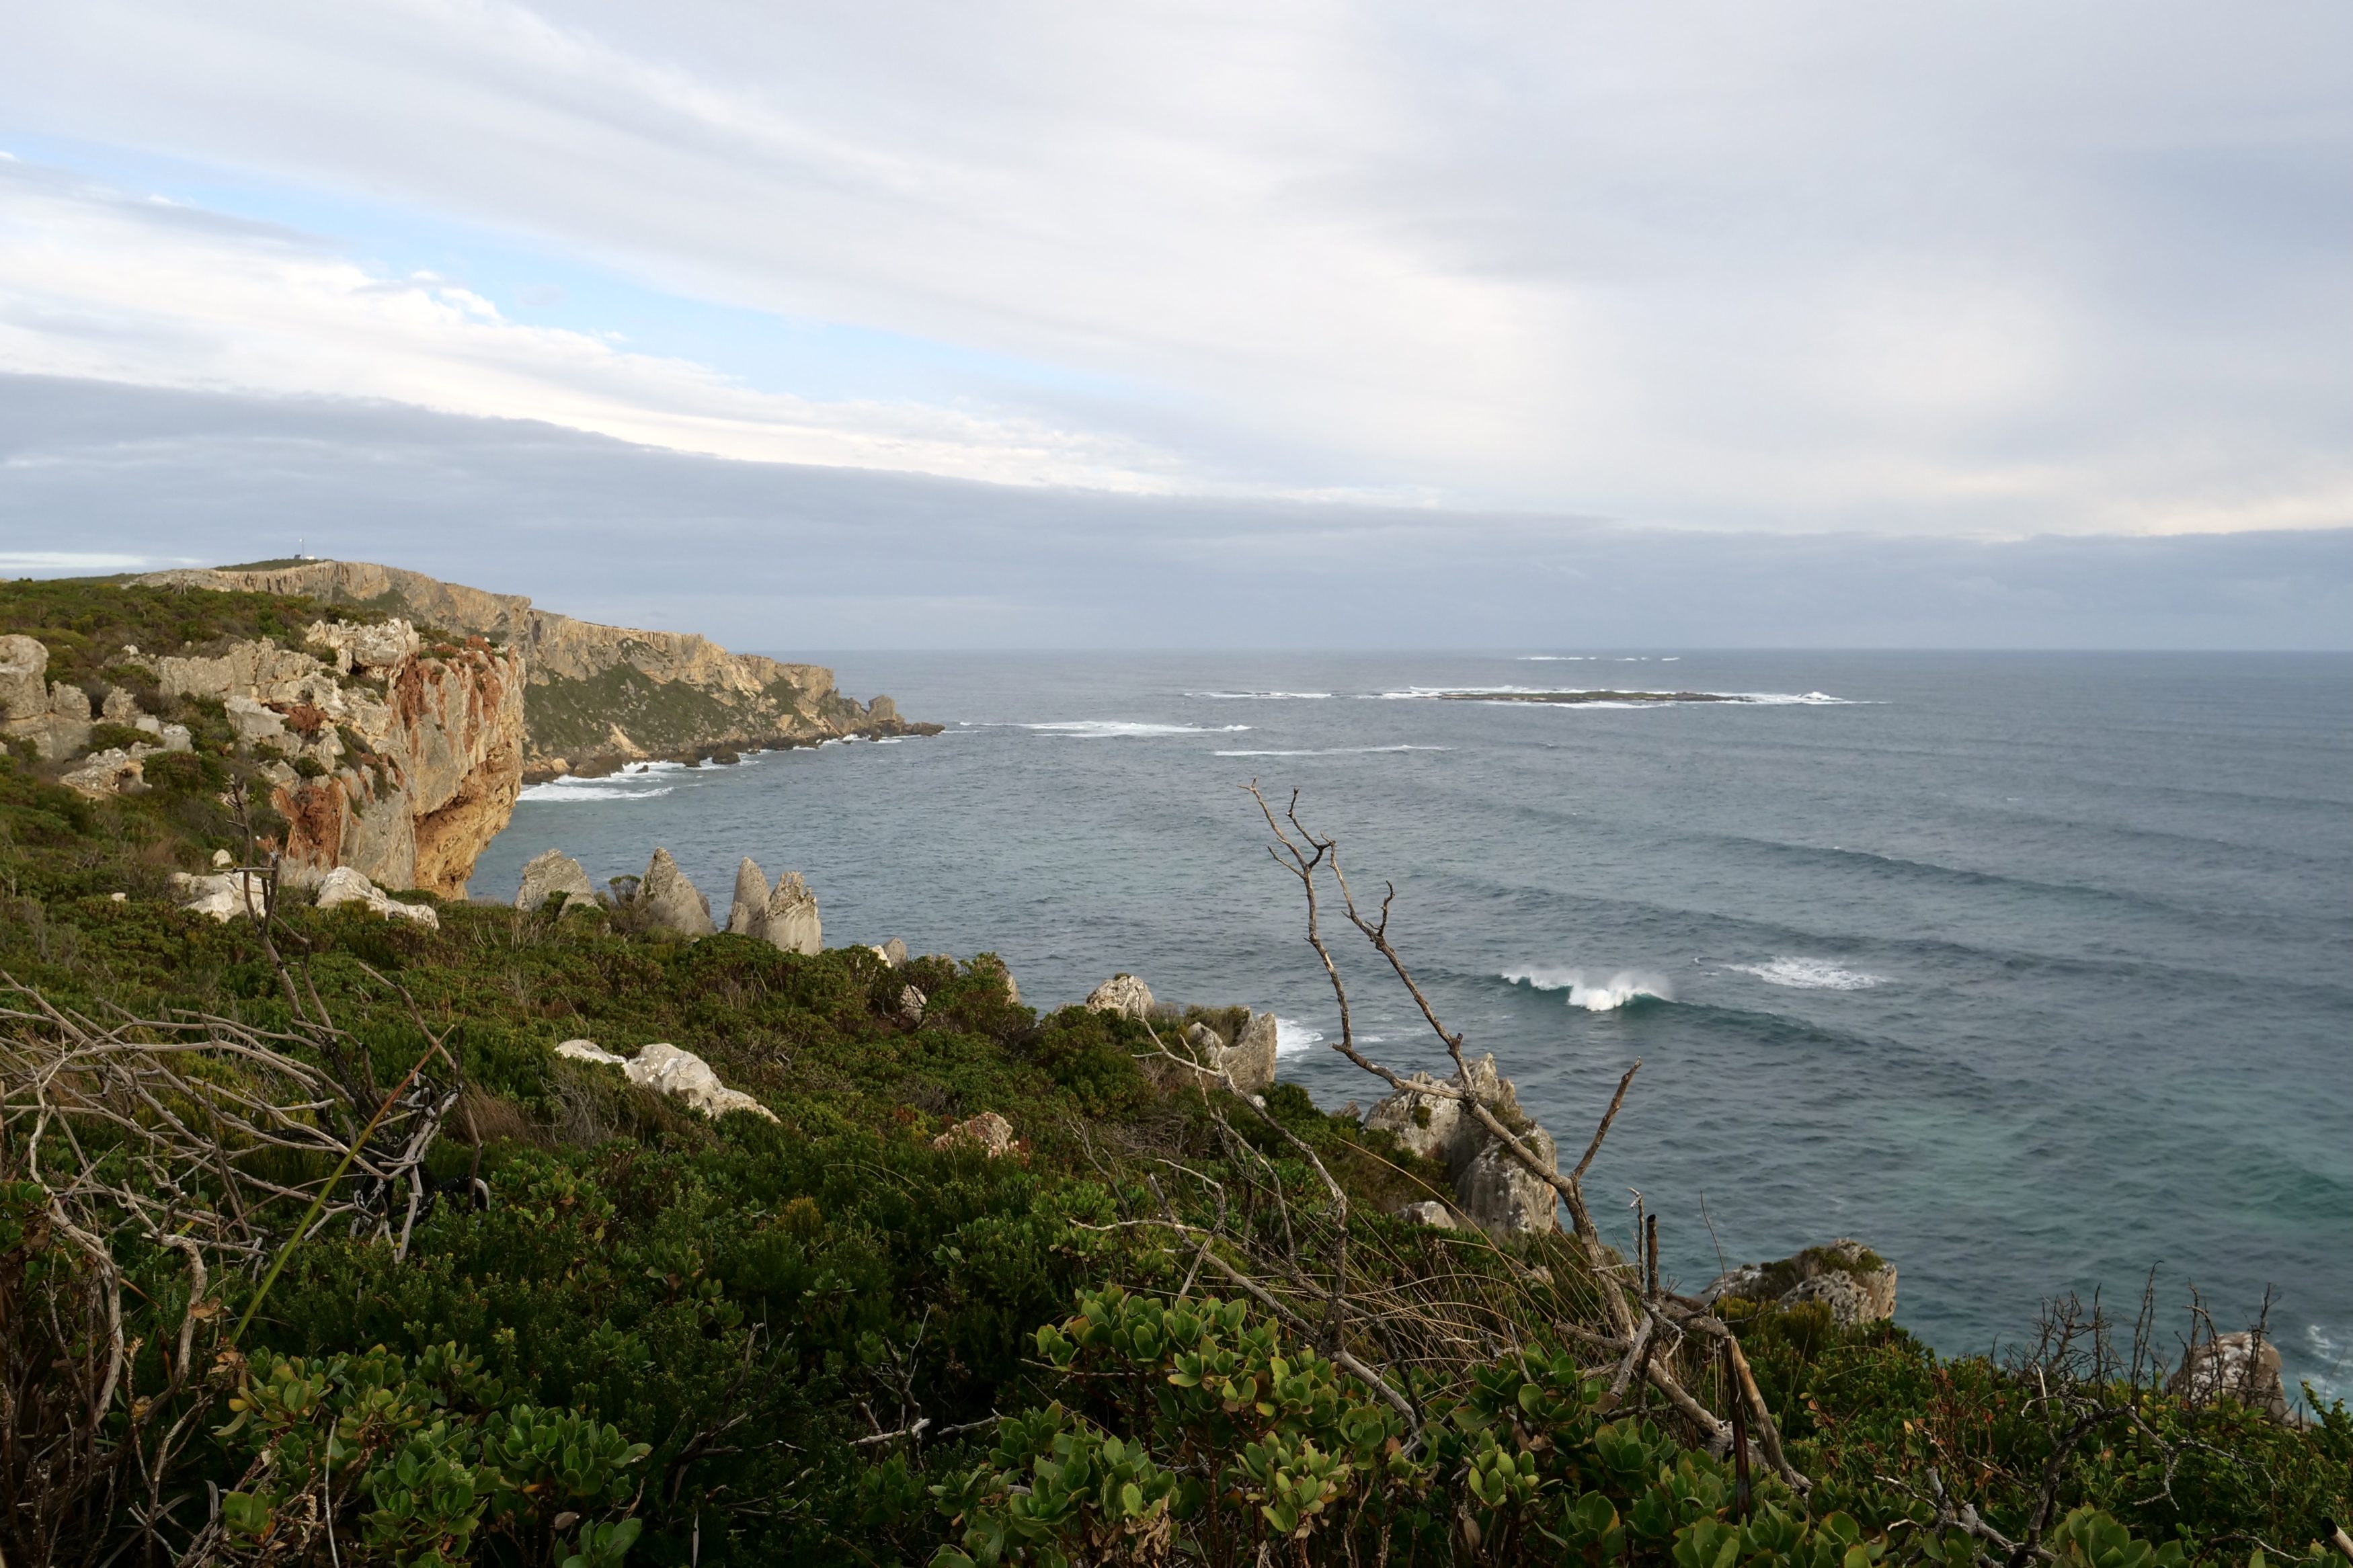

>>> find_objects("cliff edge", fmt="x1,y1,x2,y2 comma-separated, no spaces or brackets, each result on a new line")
134,560,930,777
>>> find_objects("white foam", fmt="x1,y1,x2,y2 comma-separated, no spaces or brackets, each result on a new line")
1503,966,1672,1010
1019,720,1252,738
1726,956,1886,991
1214,744,1451,757
1375,685,1852,706
2301,1323,2350,1409
518,777,677,803
1186,690,1332,700
1274,1018,1324,1057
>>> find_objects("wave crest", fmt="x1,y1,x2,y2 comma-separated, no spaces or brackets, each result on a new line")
1503,966,1673,1011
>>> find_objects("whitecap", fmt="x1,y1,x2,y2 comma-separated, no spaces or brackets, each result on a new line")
1186,690,1332,700
518,777,677,803
1274,1018,1324,1057
1375,685,1852,706
2300,1323,2350,1409
1726,956,1885,991
1214,744,1451,757
1502,966,1672,1010
1019,720,1252,738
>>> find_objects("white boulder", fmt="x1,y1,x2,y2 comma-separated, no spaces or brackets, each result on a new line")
623,1042,778,1121
169,870,268,922
316,866,440,928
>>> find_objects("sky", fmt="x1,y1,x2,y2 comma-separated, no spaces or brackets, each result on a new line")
1,2,2348,647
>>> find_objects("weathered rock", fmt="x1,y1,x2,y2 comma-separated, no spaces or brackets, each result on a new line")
1702,1238,1897,1326
139,561,926,776
315,866,440,928
149,618,523,896
555,1038,627,1065
622,1042,777,1121
61,747,150,797
1396,1200,1458,1229
1363,1055,1557,1237
169,870,266,921
48,682,91,722
931,1111,1018,1157
762,870,821,955
898,985,928,1025
516,850,596,913
223,696,290,745
2168,1332,2292,1423
306,618,422,674
101,686,141,723
1226,1012,1279,1094
880,938,908,968
639,848,715,938
1086,973,1155,1020
0,636,46,721
727,858,770,936
1454,1128,1560,1237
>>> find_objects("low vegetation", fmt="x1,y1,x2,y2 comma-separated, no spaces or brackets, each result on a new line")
1,590,2344,1566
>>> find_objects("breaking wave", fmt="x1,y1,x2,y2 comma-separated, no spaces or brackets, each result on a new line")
1187,690,1332,700
1019,721,1252,738
1214,744,1451,757
1274,1018,1324,1057
1502,966,1673,1011
1372,686,1851,705
518,764,682,804
1726,956,1886,991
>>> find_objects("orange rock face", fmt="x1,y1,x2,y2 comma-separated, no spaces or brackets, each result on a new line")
270,641,525,896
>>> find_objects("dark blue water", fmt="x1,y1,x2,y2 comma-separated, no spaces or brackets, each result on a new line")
467,652,2353,1404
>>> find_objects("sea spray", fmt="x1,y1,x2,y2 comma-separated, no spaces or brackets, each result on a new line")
1501,966,1673,1011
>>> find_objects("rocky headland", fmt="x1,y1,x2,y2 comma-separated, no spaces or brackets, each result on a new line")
133,559,937,778
4,565,932,895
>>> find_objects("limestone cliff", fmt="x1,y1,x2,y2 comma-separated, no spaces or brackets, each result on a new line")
135,561,926,776
153,622,524,897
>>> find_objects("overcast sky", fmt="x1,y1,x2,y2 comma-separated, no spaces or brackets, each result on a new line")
1,3,2348,646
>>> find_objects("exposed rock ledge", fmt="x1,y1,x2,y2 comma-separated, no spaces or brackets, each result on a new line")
135,560,935,776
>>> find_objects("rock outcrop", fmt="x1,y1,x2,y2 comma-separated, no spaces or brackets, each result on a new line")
110,615,526,896
638,848,715,938
555,1038,776,1122
2168,1332,2292,1423
727,858,770,936
516,850,596,913
1142,1012,1281,1096
713,858,823,954
1702,1238,1898,1326
134,560,933,776
1364,1055,1560,1237
931,1112,1018,1157
762,872,821,956
1085,973,1155,1020
314,866,441,929
0,635,47,725
168,870,268,922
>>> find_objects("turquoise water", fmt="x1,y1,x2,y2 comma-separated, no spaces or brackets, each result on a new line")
467,651,2353,1403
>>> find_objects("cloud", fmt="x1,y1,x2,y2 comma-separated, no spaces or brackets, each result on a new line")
3,375,2344,649
1,2,2348,532
0,160,1197,491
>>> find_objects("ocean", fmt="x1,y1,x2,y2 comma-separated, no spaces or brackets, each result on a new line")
465,651,2353,1405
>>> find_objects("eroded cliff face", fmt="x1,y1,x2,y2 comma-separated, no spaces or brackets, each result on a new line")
136,561,924,775
157,622,524,897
